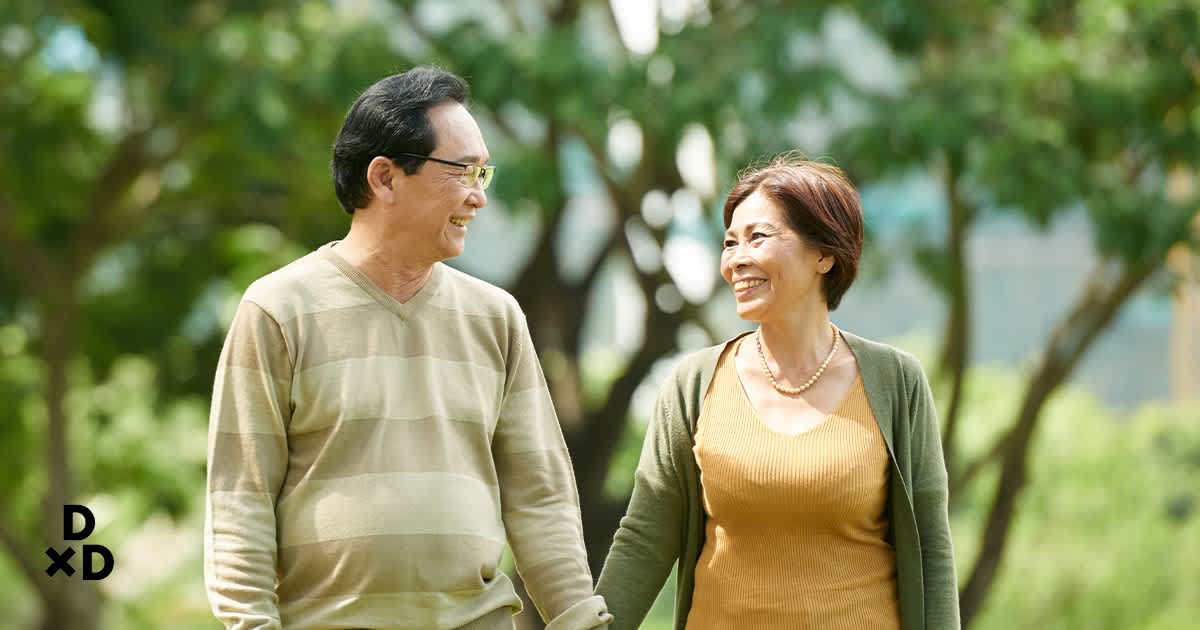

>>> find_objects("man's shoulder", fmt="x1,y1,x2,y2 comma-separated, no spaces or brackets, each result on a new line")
241,249,346,320
435,263,523,319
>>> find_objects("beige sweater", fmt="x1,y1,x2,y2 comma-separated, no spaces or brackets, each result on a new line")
205,244,610,630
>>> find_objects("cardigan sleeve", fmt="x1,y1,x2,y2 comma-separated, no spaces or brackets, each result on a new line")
595,383,688,630
905,358,961,629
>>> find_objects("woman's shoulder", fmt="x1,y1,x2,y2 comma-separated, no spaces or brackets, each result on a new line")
653,333,753,426
841,329,929,387
669,331,754,382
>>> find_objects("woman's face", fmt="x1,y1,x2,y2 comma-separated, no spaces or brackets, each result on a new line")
719,190,830,322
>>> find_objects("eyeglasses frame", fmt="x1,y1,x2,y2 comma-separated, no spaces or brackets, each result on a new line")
393,152,495,190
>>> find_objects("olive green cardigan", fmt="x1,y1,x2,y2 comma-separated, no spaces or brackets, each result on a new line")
595,330,960,630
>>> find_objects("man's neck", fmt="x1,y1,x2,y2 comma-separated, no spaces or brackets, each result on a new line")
335,222,433,304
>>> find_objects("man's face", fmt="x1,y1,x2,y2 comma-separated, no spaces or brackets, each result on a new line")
397,102,490,261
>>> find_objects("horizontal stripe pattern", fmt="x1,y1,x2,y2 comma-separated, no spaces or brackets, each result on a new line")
279,415,497,491
289,354,505,435
284,302,510,373
279,586,521,630
206,247,600,630
277,533,508,599
276,471,506,547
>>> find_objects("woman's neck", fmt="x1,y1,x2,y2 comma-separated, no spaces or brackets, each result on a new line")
756,310,836,374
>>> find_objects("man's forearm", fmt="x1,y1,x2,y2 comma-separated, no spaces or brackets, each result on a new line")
204,491,283,629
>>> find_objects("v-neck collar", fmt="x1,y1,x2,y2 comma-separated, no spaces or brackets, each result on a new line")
318,241,444,321
725,333,862,438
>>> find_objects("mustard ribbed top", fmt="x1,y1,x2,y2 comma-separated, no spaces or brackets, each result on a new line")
686,339,900,629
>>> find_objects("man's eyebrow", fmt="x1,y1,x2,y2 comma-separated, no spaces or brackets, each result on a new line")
452,154,488,164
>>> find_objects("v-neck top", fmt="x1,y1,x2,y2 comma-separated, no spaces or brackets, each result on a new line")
686,338,899,630
205,244,611,629
318,242,445,320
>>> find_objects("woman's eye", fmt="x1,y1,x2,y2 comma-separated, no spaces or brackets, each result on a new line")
723,240,736,248
751,232,766,240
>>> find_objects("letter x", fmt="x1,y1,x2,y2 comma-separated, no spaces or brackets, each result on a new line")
45,547,76,577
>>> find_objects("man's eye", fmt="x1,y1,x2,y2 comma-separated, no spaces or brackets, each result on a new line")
723,240,736,248
751,232,766,240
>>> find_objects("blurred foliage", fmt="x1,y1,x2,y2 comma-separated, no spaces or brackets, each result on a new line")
951,372,1200,630
842,0,1200,281
0,322,218,628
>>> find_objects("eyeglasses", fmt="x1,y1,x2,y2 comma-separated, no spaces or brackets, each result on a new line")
394,153,495,190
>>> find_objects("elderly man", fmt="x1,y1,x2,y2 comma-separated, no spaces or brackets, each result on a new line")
205,67,611,630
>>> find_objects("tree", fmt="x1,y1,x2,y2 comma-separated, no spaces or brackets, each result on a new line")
386,0,866,585
841,1,1200,623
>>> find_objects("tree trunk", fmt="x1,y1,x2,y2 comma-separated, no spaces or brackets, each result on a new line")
36,285,103,630
958,260,1158,627
936,153,973,485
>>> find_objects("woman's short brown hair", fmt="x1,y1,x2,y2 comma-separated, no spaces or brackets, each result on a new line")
723,155,864,310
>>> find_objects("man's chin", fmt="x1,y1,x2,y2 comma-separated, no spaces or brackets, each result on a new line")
440,243,466,260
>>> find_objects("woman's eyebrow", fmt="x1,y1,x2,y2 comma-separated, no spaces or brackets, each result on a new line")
727,220,776,236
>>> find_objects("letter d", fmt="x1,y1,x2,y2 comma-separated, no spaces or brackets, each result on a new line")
63,505,95,541
82,545,114,580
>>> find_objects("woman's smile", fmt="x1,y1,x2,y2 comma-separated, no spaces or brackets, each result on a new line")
733,278,768,298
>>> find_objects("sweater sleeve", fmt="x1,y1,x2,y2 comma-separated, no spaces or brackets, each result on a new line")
493,308,611,629
595,379,687,630
204,300,292,629
906,358,961,629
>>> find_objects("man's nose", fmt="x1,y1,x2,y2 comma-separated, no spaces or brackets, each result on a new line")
467,187,487,208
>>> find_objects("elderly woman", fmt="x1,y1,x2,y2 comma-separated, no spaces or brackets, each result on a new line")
596,156,959,630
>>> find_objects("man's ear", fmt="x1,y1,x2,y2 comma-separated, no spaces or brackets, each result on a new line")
366,156,397,204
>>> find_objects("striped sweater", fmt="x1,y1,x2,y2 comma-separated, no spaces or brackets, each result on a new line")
205,244,610,630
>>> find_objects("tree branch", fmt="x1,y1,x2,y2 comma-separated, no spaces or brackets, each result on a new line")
0,513,55,608
548,0,582,25
511,122,569,306
958,256,1161,626
561,229,623,359
949,428,1009,497
936,150,974,484
72,127,154,258
498,0,528,36
0,193,54,297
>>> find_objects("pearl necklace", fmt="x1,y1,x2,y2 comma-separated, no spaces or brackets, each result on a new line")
755,322,840,395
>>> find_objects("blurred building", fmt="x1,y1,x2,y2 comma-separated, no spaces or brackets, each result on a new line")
1169,239,1200,402
836,212,1172,409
